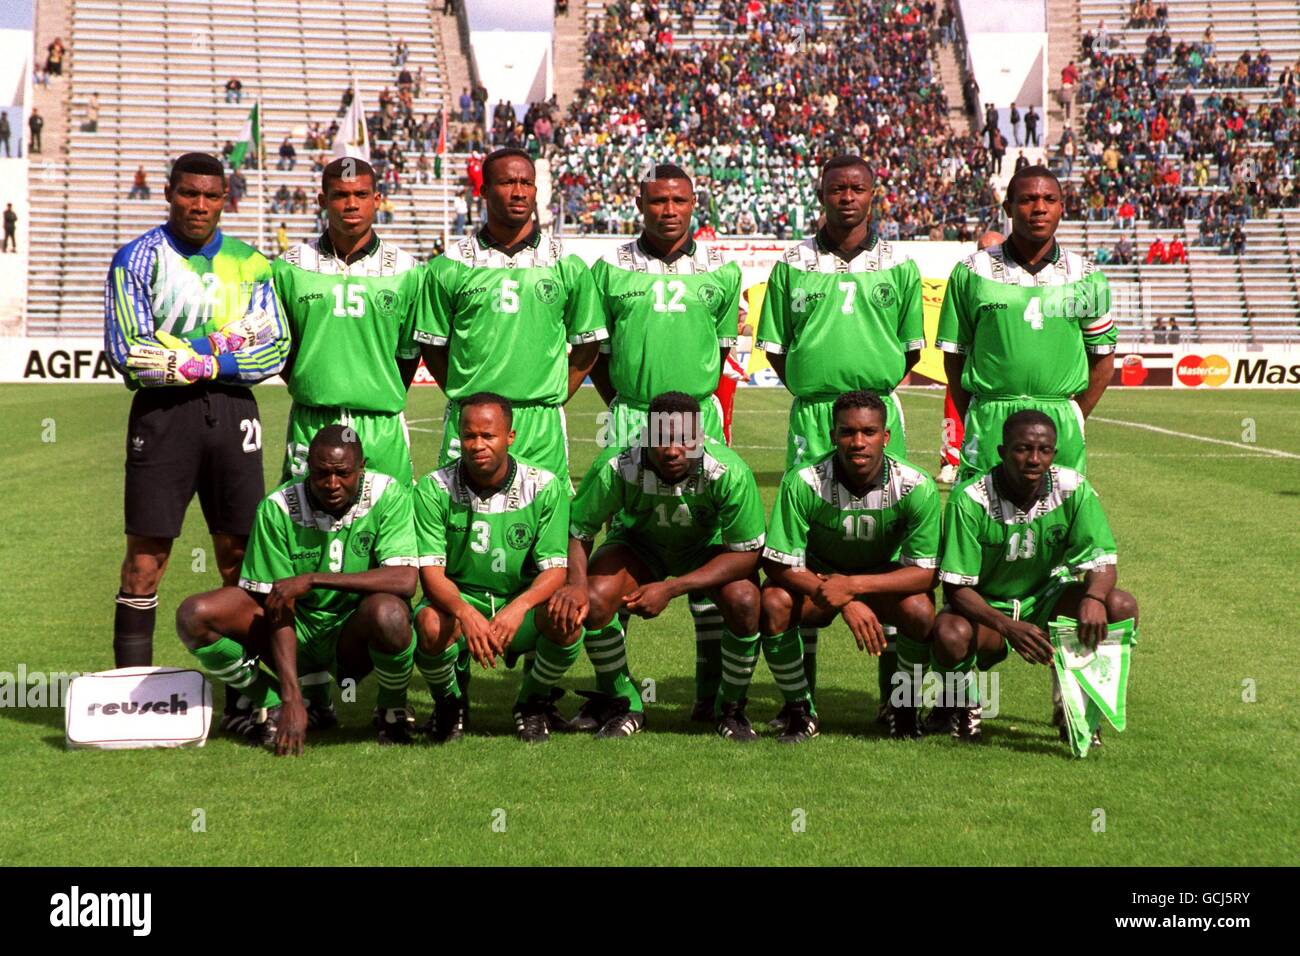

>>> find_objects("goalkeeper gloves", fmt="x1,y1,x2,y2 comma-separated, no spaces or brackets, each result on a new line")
206,310,279,354
125,341,217,386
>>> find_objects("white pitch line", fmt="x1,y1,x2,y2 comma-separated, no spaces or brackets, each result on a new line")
1088,416,1300,461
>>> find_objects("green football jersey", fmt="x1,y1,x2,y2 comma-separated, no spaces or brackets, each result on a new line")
419,228,607,404
755,234,924,398
938,465,1117,601
273,233,430,413
764,451,941,574
238,472,418,635
413,456,569,598
592,238,742,405
935,243,1117,398
570,439,767,565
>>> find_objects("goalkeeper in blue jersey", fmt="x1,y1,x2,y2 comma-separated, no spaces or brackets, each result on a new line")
102,152,289,692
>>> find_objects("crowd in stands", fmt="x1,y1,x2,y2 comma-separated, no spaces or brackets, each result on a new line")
545,0,995,237
1057,19,1300,258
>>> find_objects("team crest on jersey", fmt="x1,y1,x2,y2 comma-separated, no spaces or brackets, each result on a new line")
872,284,894,307
374,289,399,318
1046,526,1066,549
698,284,720,308
534,278,560,304
506,522,531,550
350,531,375,556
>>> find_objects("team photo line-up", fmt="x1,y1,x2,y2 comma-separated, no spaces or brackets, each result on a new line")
104,146,1138,755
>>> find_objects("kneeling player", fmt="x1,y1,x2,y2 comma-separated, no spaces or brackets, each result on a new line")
411,392,577,744
929,409,1139,742
176,425,419,754
761,391,940,740
540,391,768,741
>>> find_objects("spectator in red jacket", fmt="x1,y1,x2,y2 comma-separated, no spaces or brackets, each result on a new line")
1167,237,1187,263
1117,199,1136,229
1145,237,1167,264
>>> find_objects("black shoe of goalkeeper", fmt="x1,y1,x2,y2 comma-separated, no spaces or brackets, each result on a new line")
569,689,626,733
690,695,716,723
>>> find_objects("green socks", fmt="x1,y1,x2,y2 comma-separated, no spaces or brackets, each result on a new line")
369,633,414,710
417,642,461,700
718,628,761,705
191,636,281,709
893,635,930,707
518,635,583,704
933,651,979,707
585,621,642,711
800,625,819,698
762,628,812,706
690,597,724,702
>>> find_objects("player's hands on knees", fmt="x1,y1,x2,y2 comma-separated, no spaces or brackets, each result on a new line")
1001,619,1054,665
275,699,308,757
1077,596,1109,649
623,582,674,619
266,574,313,616
843,600,886,655
490,605,526,655
456,605,497,669
813,573,857,612
548,584,589,634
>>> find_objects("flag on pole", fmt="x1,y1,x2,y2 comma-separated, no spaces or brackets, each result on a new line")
228,103,259,169
434,108,447,178
332,77,370,162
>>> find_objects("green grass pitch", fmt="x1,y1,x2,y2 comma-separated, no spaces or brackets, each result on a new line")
2,383,1297,866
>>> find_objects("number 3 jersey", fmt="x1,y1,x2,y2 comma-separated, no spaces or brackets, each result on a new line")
238,472,418,634
938,465,1117,601
591,239,743,406
935,243,1117,399
272,233,431,413
569,440,767,567
763,451,941,574
420,228,607,405
413,457,569,598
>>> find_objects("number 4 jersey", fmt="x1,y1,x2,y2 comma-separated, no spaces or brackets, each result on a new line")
938,465,1117,601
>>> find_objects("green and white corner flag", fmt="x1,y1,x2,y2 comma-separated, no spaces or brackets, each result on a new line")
228,103,259,169
1051,617,1138,758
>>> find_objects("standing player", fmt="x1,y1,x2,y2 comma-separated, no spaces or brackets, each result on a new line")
273,158,431,486
755,154,925,714
928,410,1138,742
938,230,1005,485
761,391,940,739
411,393,578,743
587,163,744,722
105,152,288,671
175,425,421,752
936,166,1116,479
419,147,605,487
541,392,769,742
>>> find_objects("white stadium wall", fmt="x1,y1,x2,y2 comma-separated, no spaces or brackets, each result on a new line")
958,0,1048,145
463,0,553,122
0,18,33,332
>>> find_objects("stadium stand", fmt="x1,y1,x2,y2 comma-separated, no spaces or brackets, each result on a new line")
27,0,461,334
554,0,998,239
1053,0,1300,343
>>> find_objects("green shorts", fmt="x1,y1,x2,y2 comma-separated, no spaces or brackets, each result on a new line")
439,400,569,487
604,395,726,451
291,612,347,677
787,390,906,471
959,395,1087,479
283,403,413,485
945,576,1071,667
596,528,717,582
415,588,543,655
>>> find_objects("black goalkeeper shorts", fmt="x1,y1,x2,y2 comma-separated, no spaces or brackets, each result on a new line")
124,383,265,539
